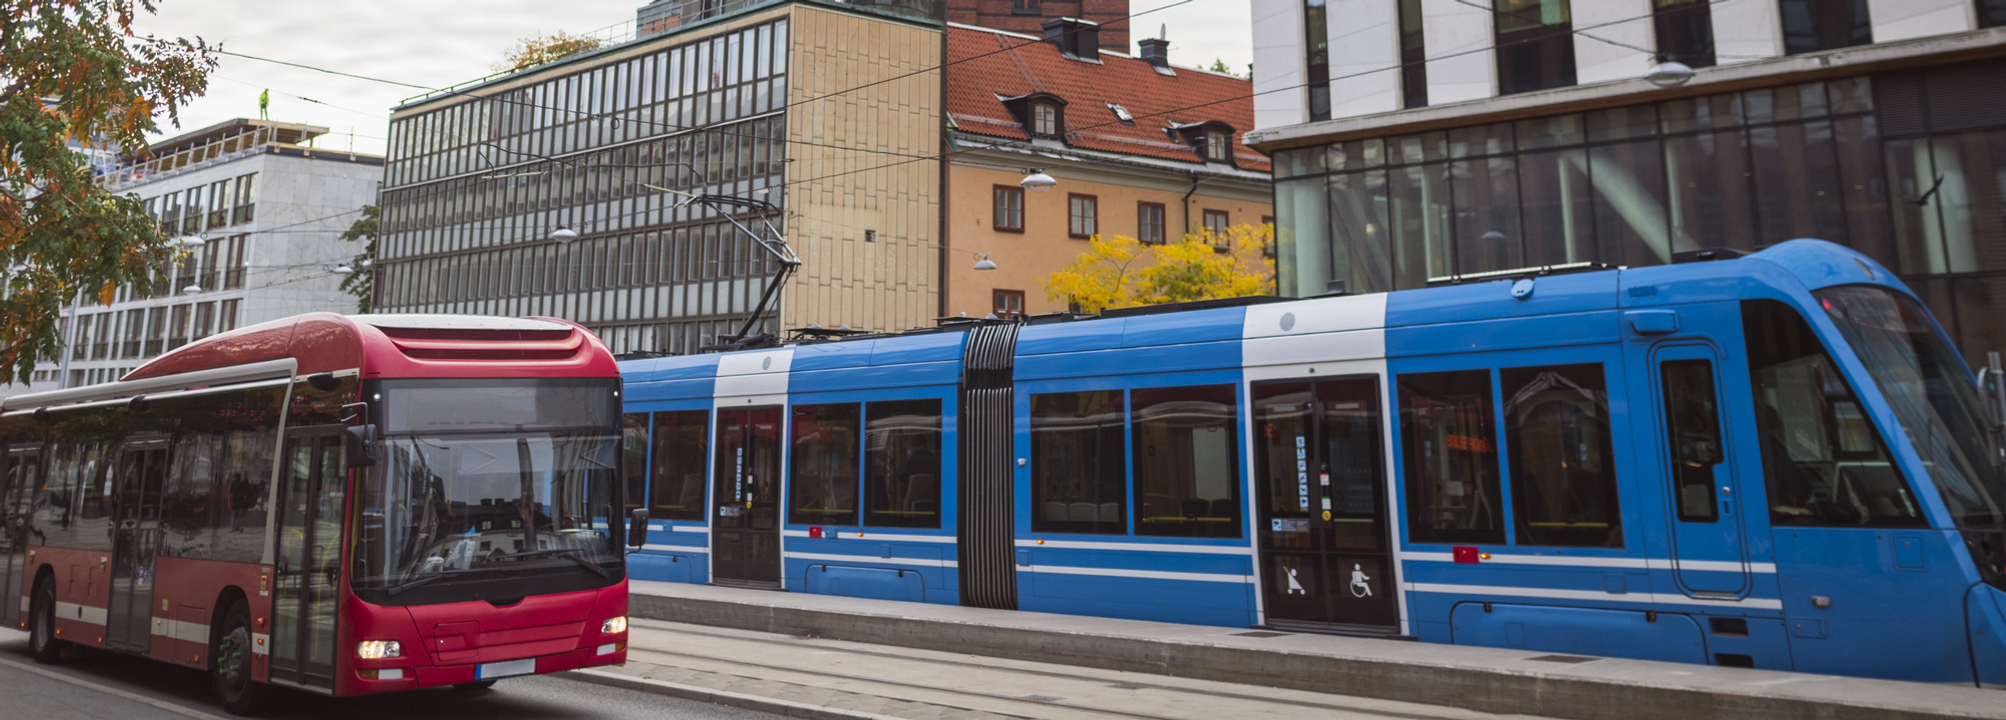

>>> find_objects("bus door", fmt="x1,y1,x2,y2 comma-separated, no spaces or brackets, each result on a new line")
1253,378,1398,632
1651,343,1753,597
271,431,344,690
106,439,168,654
711,407,782,587
2,447,40,625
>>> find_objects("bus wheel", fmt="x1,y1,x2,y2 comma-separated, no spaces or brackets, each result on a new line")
454,680,499,692
213,600,269,716
28,578,61,665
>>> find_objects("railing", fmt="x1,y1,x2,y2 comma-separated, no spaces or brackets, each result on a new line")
98,126,279,192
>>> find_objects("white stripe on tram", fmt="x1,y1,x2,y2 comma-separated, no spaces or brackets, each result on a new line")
1404,582,1785,611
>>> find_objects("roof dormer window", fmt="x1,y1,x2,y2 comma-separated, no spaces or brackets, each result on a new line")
1164,120,1237,166
1033,103,1059,137
998,92,1069,144
1205,131,1228,161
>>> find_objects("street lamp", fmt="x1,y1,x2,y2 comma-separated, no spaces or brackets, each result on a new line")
550,226,580,242
332,264,355,275
973,253,998,271
1019,170,1057,193
1645,60,1696,88
181,284,202,294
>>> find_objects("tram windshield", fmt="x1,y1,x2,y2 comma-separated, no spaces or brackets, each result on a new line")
1817,286,2006,527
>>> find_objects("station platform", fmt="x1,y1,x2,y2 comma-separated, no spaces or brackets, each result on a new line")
623,580,2006,720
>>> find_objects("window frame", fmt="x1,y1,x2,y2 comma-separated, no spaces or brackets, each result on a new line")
1202,209,1231,241
1205,131,1229,161
1067,193,1099,238
992,289,1025,319
1137,202,1167,244
1032,102,1059,137
993,184,1025,232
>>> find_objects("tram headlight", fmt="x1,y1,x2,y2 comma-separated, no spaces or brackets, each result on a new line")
357,640,401,659
601,616,628,635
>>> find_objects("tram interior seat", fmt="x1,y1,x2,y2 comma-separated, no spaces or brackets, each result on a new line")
1069,502,1098,522
1210,498,1236,520
1044,501,1066,522
1099,502,1120,523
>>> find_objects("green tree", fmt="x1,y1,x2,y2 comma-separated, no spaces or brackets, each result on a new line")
339,204,376,313
1206,58,1240,77
1045,223,1275,314
496,31,604,73
0,0,215,383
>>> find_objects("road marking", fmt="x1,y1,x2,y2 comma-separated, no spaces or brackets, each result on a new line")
0,653,229,719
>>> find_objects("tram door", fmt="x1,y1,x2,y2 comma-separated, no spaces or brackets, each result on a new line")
711,407,783,587
1652,343,1753,597
106,440,168,653
1253,378,1397,631
271,432,344,690
2,448,40,625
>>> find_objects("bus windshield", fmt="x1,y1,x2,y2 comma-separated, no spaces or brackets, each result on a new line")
353,430,623,600
1816,286,2006,527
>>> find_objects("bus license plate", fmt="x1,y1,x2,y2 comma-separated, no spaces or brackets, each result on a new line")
476,658,536,679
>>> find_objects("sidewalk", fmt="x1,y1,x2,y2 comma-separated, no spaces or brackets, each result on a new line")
614,580,2006,720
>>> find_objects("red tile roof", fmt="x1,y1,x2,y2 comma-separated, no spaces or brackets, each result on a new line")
944,25,1270,172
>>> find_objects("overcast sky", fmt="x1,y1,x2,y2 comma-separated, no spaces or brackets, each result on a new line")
131,0,1253,157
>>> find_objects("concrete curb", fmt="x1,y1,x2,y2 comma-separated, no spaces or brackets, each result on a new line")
568,667,907,720
630,589,2006,720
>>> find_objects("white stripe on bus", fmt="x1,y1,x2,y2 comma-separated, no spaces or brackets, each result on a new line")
54,601,107,626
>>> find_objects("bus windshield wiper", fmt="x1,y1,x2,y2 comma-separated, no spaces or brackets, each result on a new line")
384,573,445,597
501,548,609,577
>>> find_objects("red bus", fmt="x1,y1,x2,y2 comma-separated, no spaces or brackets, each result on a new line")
0,313,642,714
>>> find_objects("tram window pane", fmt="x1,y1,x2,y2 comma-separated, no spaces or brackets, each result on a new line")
791,403,861,527
1399,370,1504,545
1504,363,1622,547
1660,359,1721,522
623,413,649,514
1742,299,1924,527
1132,384,1241,538
1031,390,1127,535
865,399,942,529
648,409,709,522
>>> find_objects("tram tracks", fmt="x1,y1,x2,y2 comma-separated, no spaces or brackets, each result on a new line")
616,620,1527,720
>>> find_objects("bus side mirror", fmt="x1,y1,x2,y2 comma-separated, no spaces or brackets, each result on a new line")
627,509,650,549
344,424,380,468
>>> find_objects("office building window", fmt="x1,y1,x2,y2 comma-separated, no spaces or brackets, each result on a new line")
993,289,1025,319
1495,0,1576,95
223,235,246,289
218,298,240,333
1654,0,1716,68
1068,194,1098,238
1033,103,1059,137
1780,0,1872,54
144,306,167,356
994,185,1024,232
231,173,257,225
1138,202,1166,244
121,308,143,357
1399,0,1428,108
167,304,190,349
181,185,205,235
1203,209,1231,240
1985,0,2006,28
1304,0,1330,121
193,302,215,339
207,179,232,228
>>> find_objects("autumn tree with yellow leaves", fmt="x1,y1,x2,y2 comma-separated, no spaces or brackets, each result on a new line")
1045,223,1275,315
496,31,605,73
0,0,216,383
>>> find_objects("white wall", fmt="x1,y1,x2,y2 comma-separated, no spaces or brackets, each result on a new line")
1869,0,1975,43
1252,0,1310,130
1421,0,1495,105
1712,0,1784,64
1572,0,1654,85
1328,0,1403,117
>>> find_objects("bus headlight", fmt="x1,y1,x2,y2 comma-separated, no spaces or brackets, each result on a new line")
601,616,627,635
357,640,401,659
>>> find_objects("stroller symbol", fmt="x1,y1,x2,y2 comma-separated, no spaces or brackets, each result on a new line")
1284,566,1307,595
1349,564,1372,598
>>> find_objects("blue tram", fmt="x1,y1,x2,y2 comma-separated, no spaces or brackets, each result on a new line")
617,239,2006,685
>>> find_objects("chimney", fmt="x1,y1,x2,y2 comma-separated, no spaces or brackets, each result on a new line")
1041,17,1101,62
1138,37,1169,69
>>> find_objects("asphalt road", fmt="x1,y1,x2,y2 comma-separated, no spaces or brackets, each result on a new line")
0,628,780,720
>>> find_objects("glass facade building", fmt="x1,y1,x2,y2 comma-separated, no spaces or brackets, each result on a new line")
1272,57,2006,363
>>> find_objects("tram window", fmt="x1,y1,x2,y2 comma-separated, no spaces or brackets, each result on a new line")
1132,384,1241,538
1031,390,1128,535
865,399,943,529
1504,363,1622,548
1742,299,1925,527
623,413,649,513
1661,359,1722,522
648,409,710,521
1399,370,1504,545
791,403,861,527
